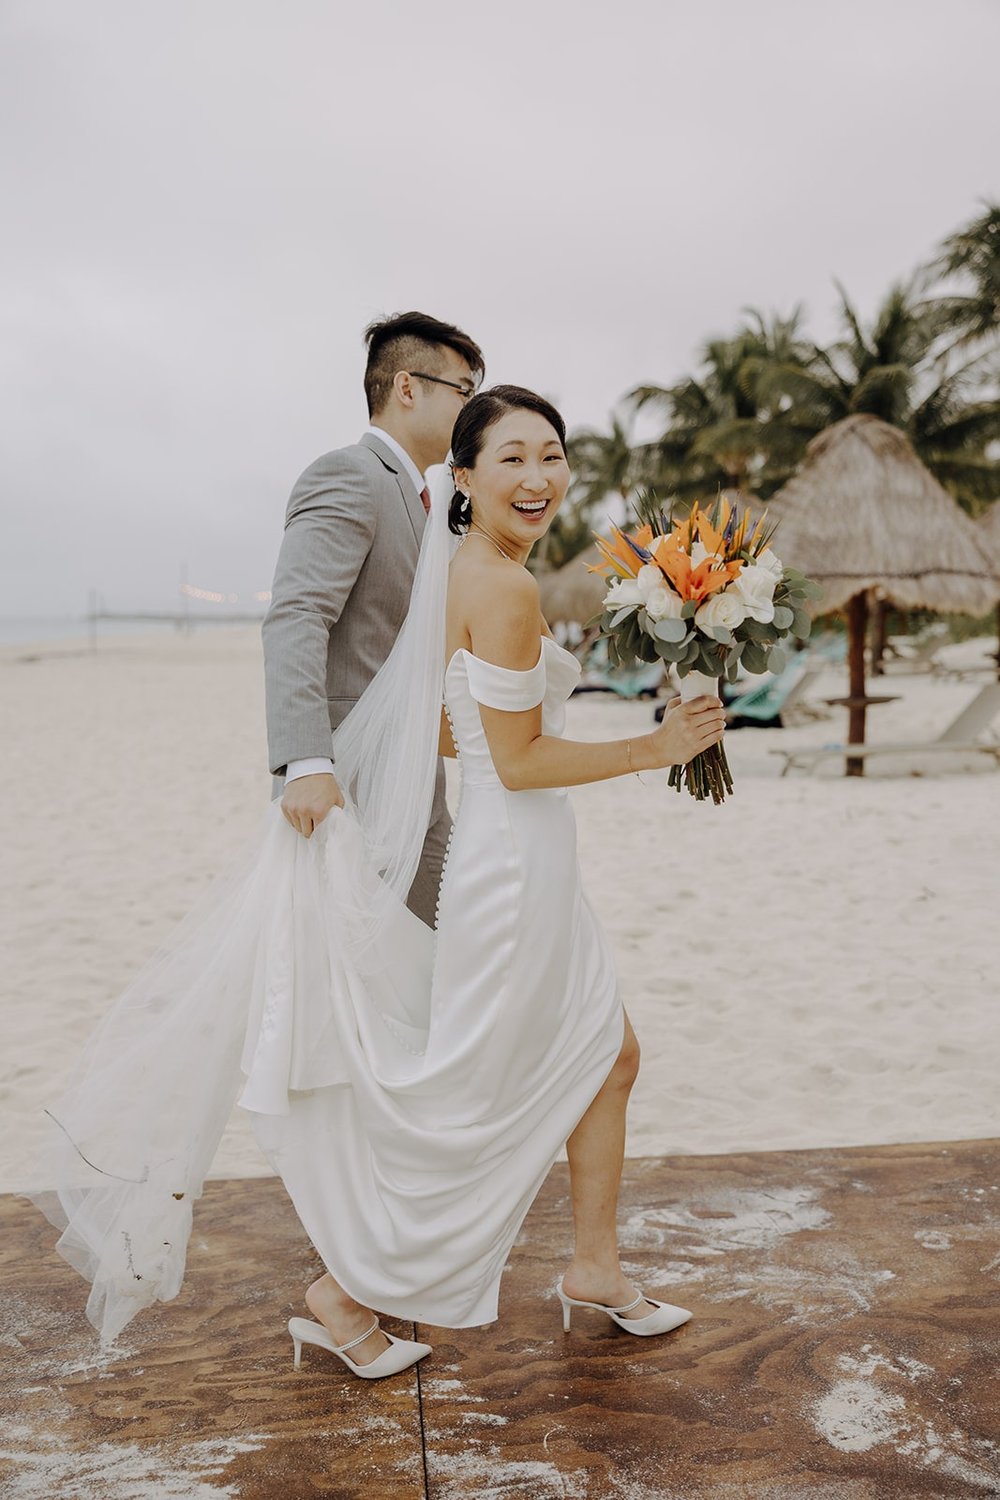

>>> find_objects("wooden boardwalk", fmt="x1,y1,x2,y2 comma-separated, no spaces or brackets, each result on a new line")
3,1140,999,1499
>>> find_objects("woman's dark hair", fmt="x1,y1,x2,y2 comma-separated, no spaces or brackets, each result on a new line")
448,385,567,535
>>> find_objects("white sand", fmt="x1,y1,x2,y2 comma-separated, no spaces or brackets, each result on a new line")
1,626,997,1192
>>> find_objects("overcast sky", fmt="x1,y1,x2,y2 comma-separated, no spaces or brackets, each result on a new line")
2,0,998,624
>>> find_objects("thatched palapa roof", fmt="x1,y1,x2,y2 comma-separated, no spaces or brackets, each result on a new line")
537,542,607,627
765,415,998,616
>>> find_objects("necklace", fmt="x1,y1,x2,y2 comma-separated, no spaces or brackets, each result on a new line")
463,525,514,562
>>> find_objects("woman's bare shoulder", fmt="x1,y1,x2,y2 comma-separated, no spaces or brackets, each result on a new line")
450,549,542,666
452,550,538,608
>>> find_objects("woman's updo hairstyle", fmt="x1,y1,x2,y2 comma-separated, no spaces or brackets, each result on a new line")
448,385,567,536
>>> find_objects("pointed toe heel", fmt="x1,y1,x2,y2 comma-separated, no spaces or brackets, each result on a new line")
613,1299,692,1336
288,1316,431,1380
555,1279,691,1339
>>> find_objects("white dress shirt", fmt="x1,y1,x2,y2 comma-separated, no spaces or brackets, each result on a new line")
284,426,426,786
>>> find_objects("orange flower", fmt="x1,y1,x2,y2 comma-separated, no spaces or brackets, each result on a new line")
587,523,654,578
691,558,743,599
649,530,742,601
694,497,731,558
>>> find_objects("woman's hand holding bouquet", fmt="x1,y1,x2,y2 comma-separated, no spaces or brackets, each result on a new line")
644,694,728,774
591,493,820,803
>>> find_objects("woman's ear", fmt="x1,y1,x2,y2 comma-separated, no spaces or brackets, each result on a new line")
453,467,470,497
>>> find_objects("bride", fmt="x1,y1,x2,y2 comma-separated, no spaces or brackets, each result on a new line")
32,385,726,1380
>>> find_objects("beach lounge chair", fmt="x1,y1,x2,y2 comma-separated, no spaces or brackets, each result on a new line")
771,682,1000,775
573,638,664,699
725,660,823,729
882,623,951,674
574,660,664,699
807,630,848,665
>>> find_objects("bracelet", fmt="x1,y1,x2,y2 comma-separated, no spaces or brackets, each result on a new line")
625,738,634,775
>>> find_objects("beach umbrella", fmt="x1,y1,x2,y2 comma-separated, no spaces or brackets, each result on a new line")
765,415,997,774
537,542,608,628
978,501,1000,680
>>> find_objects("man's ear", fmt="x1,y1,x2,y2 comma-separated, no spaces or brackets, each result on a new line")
392,370,416,407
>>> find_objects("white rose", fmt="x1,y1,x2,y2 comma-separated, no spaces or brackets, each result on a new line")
645,585,685,621
636,564,666,599
605,576,644,610
755,547,784,580
690,539,719,568
695,591,747,632
731,562,777,623
633,563,684,621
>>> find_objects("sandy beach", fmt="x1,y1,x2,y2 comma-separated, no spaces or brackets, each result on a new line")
1,625,997,1192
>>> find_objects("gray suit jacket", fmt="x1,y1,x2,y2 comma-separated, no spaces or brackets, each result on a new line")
262,432,449,926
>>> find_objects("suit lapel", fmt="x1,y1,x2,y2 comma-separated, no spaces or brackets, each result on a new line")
360,432,426,543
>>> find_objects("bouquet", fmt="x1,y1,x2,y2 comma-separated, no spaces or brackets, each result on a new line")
590,493,820,803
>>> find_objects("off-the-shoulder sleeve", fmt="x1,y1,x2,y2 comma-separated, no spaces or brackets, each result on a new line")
462,647,546,711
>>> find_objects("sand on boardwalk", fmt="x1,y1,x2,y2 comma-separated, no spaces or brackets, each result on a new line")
1,625,998,1191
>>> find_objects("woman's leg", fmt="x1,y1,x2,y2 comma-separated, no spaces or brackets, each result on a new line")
303,1274,391,1366
250,1101,391,1366
562,1012,657,1314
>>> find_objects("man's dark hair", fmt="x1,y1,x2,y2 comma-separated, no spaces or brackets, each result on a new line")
363,311,485,418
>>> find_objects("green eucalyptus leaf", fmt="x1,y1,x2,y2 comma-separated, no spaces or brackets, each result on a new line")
654,640,686,662
608,606,636,630
652,616,688,643
681,600,698,619
791,607,812,639
771,605,794,630
742,641,768,675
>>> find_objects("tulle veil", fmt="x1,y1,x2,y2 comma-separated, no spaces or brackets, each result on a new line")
28,460,456,1344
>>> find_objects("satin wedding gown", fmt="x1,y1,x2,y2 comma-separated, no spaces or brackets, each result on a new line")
249,634,625,1326
36,635,625,1340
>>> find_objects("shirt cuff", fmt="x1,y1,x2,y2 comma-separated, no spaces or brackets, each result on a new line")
285,757,335,784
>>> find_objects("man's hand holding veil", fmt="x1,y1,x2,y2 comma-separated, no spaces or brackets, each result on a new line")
281,772,345,838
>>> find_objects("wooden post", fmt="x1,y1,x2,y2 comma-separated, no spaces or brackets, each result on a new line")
87,588,98,653
846,591,868,777
870,598,889,677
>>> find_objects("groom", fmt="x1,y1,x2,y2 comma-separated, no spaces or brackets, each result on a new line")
262,311,484,926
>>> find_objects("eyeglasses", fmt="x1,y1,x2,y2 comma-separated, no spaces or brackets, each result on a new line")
407,371,477,401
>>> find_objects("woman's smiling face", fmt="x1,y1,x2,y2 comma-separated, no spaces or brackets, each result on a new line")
455,409,570,559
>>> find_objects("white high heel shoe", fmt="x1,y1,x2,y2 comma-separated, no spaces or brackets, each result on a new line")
555,1278,692,1337
288,1316,432,1379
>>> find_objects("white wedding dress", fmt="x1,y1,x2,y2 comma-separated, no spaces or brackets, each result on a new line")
35,634,625,1341
248,635,625,1326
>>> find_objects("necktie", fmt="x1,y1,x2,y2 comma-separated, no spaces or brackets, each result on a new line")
420,487,431,515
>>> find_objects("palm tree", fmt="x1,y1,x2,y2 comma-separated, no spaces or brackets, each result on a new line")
628,307,816,504
922,201,1000,353
565,411,638,518
751,281,1000,515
